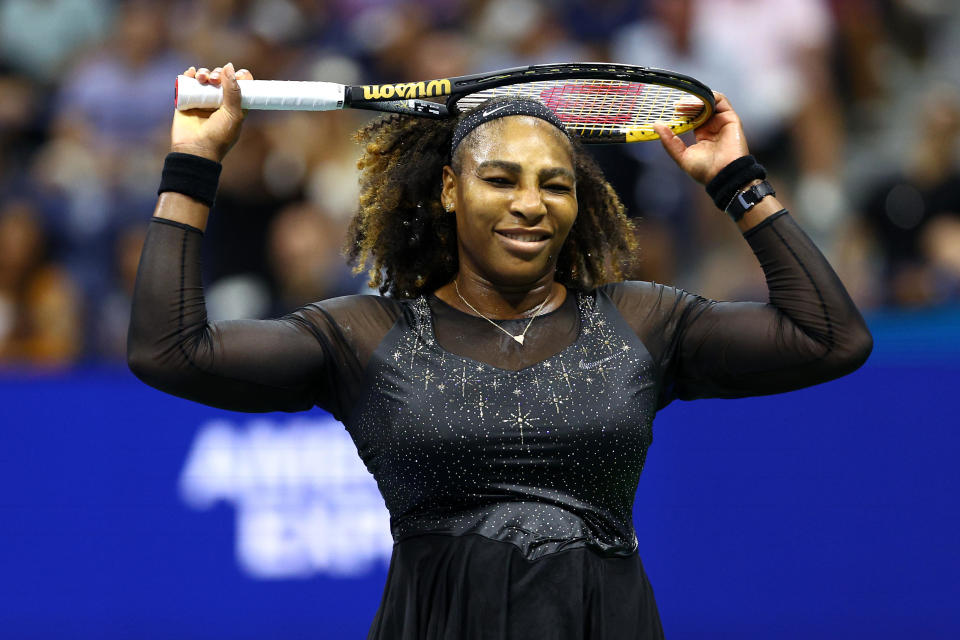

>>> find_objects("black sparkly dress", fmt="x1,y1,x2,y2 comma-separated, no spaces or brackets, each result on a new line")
128,210,873,639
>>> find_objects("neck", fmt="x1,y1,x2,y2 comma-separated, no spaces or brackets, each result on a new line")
438,271,564,319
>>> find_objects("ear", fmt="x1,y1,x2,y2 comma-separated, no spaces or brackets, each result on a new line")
441,165,458,211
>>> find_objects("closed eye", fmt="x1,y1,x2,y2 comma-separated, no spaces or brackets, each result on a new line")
545,183,572,192
484,177,513,186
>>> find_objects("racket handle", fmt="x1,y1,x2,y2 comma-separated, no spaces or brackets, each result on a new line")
175,76,346,111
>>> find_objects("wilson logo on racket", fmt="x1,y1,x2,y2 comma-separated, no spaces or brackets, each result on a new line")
361,79,452,100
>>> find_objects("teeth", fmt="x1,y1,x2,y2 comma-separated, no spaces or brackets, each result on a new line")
500,232,546,242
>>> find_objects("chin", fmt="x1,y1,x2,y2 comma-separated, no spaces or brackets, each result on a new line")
487,257,557,286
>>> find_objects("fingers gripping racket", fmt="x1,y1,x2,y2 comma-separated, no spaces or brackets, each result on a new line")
175,63,715,143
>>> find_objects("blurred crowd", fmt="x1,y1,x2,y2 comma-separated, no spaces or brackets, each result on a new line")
1,0,959,368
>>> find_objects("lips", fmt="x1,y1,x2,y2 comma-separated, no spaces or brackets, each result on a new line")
496,231,550,243
494,228,552,256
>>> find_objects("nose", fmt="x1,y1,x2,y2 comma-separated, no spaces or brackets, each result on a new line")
510,183,547,221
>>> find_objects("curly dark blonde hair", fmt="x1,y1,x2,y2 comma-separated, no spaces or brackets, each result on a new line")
345,100,637,298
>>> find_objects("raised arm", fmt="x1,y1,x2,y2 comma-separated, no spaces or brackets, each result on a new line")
128,64,365,416
609,94,878,405
608,211,872,407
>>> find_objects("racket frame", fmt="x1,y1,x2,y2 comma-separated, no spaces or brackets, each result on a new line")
177,62,715,144
347,63,715,143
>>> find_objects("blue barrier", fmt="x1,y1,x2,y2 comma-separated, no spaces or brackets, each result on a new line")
1,311,957,638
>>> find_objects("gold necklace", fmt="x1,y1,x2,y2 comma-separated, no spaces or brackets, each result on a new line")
453,280,550,346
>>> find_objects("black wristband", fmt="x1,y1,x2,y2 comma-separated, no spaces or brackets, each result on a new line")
158,152,222,208
705,155,766,211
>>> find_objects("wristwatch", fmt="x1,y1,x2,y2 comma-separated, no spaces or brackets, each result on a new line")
725,180,775,222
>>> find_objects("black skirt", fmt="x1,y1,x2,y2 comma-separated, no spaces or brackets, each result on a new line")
367,533,664,639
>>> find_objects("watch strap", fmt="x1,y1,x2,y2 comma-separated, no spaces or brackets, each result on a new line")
725,180,776,222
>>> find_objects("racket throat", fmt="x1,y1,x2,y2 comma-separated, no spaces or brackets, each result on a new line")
345,87,450,118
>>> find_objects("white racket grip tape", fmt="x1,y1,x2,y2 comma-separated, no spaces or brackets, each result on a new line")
175,76,346,111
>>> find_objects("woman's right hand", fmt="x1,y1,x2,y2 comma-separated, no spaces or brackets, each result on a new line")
170,63,254,163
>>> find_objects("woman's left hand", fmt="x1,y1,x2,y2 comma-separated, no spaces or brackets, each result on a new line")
653,92,749,185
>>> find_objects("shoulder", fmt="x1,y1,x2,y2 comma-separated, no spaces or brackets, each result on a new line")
597,280,689,305
284,294,411,358
304,293,405,321
596,281,714,328
287,294,405,335
307,293,404,314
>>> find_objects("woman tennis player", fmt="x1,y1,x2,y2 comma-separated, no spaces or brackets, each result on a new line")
129,63,872,639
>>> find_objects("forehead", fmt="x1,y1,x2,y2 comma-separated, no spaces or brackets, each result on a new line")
460,116,574,171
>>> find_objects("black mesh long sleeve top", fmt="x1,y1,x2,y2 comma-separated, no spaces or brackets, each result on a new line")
128,209,872,640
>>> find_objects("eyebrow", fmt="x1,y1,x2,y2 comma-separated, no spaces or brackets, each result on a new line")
476,160,575,182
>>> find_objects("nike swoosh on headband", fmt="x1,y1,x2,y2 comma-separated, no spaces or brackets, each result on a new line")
482,104,512,118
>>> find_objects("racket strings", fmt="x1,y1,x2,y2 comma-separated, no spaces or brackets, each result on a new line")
454,79,704,138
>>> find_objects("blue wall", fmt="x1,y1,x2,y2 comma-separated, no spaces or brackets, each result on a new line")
1,310,958,639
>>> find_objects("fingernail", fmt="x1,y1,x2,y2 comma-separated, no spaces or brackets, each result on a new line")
224,62,235,78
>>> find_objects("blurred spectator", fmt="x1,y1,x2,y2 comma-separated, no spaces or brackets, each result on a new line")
267,201,365,314
0,0,111,83
28,2,189,354
203,120,291,289
605,0,856,301
829,0,887,115
0,0,958,368
54,2,187,151
0,200,82,366
612,0,847,243
403,29,473,82
860,84,960,307
558,0,641,59
472,0,590,71
0,71,42,178
91,224,145,359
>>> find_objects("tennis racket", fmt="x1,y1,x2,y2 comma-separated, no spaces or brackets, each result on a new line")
175,62,715,143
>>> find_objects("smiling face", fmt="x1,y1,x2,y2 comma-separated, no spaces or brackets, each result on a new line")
442,116,578,288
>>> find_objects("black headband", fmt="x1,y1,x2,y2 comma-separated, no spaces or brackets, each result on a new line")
450,98,568,154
